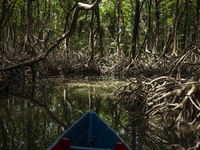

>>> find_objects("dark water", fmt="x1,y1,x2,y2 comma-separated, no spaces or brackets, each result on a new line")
0,77,198,150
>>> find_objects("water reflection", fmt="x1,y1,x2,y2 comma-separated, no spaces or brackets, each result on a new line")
0,78,198,150
0,78,132,149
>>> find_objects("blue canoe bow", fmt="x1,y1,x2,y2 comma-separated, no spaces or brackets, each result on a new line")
48,110,131,150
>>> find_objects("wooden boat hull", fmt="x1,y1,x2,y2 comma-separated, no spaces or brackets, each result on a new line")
48,110,131,150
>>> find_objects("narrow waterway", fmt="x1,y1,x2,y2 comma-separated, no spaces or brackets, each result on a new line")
0,77,197,149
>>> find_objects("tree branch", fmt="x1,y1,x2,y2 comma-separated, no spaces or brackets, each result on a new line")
0,0,101,71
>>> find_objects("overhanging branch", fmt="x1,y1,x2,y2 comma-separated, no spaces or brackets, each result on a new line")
0,0,101,71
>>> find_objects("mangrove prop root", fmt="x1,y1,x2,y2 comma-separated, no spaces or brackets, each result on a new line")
114,71,200,129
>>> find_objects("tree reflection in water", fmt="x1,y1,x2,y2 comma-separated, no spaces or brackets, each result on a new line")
0,78,198,149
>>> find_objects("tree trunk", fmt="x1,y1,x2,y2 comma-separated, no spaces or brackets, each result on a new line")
78,19,83,41
88,0,95,66
148,0,152,53
192,0,199,43
23,0,32,53
95,6,103,58
117,0,122,57
81,11,88,40
155,0,160,54
130,0,140,62
172,0,180,56
0,0,16,55
181,0,188,49
160,0,186,58
65,0,72,58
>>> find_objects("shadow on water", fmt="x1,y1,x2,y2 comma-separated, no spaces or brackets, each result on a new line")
0,77,198,150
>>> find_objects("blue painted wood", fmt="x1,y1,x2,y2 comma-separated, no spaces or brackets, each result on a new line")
87,111,93,146
48,110,131,150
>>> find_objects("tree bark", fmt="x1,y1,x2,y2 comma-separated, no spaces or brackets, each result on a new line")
148,0,152,53
182,0,188,49
80,11,88,40
172,0,180,56
192,0,199,43
63,0,74,58
160,0,185,58
117,0,122,57
95,6,103,58
88,2,95,66
23,0,32,53
0,0,16,54
130,0,140,62
155,0,160,54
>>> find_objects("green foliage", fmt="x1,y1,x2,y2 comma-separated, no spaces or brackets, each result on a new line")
0,0,198,60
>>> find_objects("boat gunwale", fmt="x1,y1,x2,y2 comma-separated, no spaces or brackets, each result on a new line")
47,110,131,150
